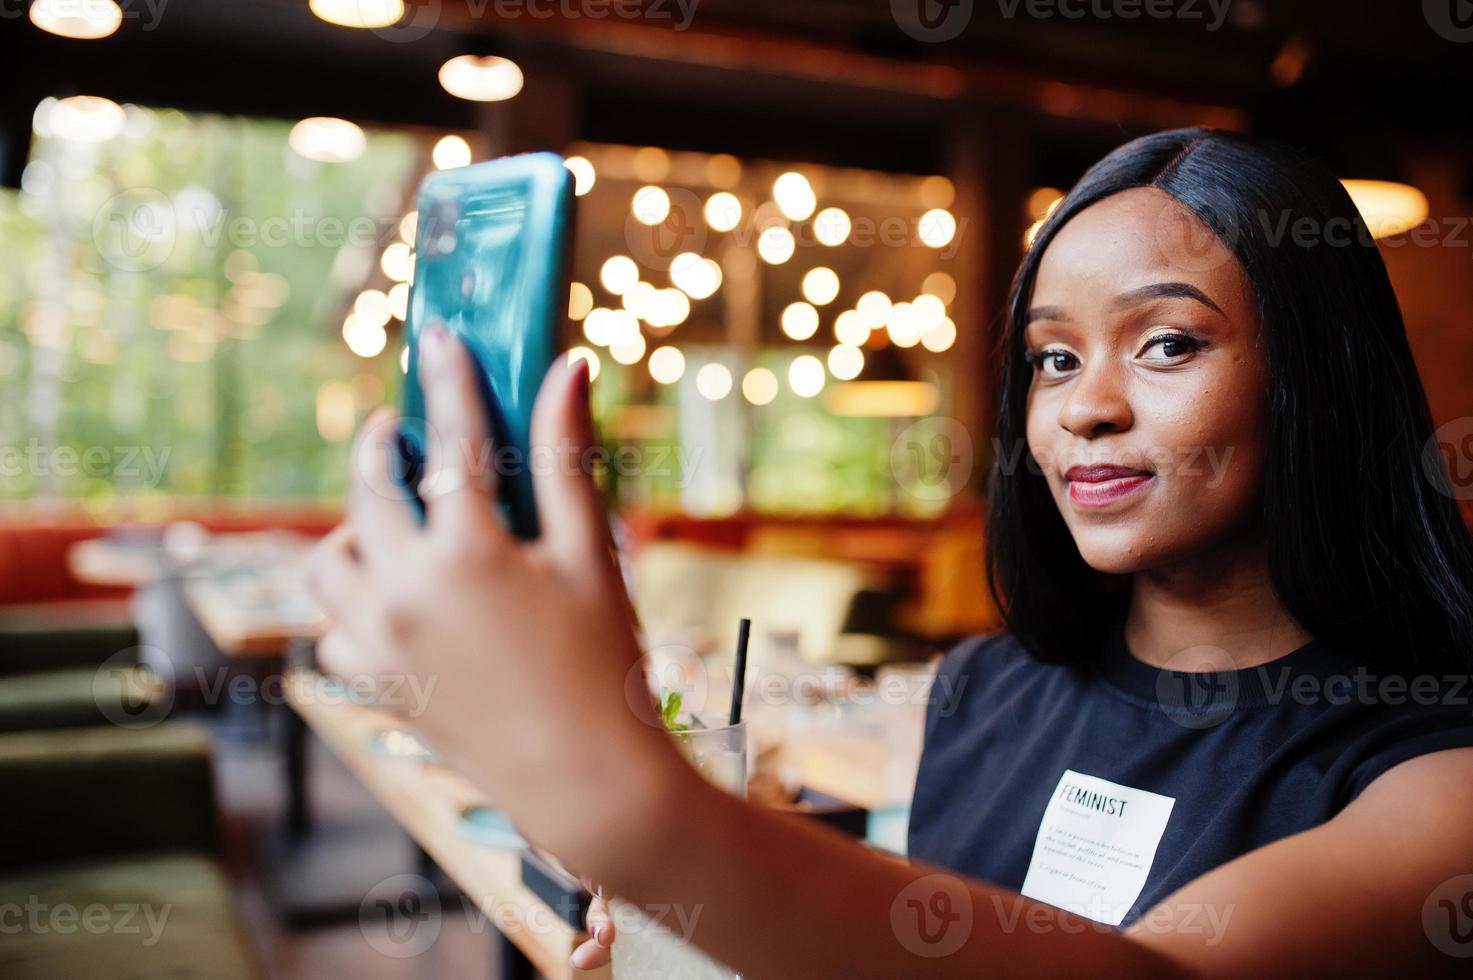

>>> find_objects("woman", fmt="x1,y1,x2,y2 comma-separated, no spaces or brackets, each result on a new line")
308,128,1473,976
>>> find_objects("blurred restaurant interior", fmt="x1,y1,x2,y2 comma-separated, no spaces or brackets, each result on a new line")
1,0,1471,977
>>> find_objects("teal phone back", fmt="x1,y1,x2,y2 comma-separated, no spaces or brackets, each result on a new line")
398,152,574,538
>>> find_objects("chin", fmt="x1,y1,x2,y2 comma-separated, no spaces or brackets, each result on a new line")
1069,525,1163,575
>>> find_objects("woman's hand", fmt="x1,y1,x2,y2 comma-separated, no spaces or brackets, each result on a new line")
569,880,615,970
306,324,680,871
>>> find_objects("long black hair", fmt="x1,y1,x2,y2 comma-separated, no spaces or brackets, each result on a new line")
986,127,1473,672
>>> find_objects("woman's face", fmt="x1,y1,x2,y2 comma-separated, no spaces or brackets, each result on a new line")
1024,187,1267,575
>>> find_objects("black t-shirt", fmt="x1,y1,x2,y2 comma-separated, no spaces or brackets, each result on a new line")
907,627,1473,927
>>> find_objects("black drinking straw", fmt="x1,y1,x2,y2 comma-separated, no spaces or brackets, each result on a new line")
728,618,751,726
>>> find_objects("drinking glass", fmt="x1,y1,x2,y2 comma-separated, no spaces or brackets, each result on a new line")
609,715,746,979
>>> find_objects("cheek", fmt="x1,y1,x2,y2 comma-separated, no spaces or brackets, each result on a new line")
1023,391,1061,487
1146,373,1267,513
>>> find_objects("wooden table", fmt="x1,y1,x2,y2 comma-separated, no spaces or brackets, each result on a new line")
182,574,323,658
67,536,169,588
285,669,606,980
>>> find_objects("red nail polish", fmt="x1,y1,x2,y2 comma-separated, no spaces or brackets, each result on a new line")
576,358,592,404
420,324,447,361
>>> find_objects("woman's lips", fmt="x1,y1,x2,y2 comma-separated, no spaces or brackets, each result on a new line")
1064,464,1155,508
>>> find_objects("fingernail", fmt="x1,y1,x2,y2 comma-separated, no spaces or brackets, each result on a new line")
420,324,448,369
594,924,609,946
575,358,591,406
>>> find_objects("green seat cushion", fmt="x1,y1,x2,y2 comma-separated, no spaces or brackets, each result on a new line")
0,851,256,980
0,668,158,734
0,724,216,868
0,623,139,676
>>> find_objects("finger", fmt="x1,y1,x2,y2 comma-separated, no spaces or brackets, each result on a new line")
314,629,399,690
347,407,418,573
305,525,362,618
529,355,612,574
587,899,614,945
570,936,612,970
417,324,504,540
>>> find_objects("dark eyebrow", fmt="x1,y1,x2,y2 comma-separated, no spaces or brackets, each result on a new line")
1110,281,1225,316
1024,305,1067,325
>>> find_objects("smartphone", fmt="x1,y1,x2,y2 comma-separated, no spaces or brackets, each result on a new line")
396,152,575,539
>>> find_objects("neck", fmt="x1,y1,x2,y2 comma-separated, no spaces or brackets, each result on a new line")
1124,534,1311,671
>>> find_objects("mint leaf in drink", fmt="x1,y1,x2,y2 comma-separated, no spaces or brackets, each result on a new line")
659,690,688,732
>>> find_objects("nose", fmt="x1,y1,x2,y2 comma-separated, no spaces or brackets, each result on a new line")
1057,359,1133,438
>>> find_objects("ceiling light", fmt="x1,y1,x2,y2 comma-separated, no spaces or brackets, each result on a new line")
757,226,795,265
813,207,850,246
600,256,639,295
802,267,840,306
704,192,742,232
310,0,405,29
46,95,126,143
918,209,957,248
433,135,472,170
648,346,686,384
564,156,595,196
788,355,825,398
438,55,523,103
632,186,671,225
1341,179,1429,239
696,363,733,400
773,172,816,221
30,0,122,39
290,117,366,164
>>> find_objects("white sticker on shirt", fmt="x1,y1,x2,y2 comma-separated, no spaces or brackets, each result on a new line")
1019,769,1176,926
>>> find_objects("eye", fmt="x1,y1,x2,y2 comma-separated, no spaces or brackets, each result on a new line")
1139,330,1206,363
1024,347,1080,378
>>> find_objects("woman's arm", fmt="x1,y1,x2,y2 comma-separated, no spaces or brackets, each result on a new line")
309,328,1472,978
